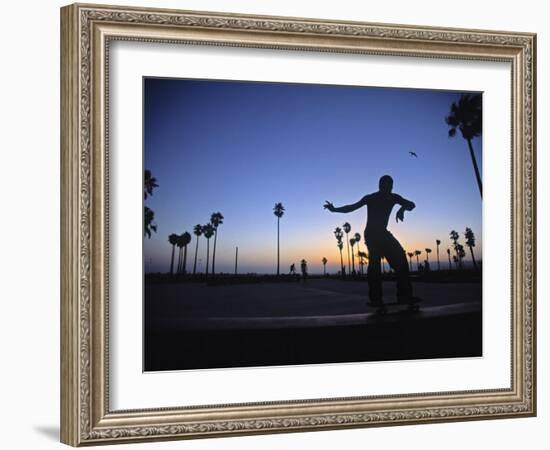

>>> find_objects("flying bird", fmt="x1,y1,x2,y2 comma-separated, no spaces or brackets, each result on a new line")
409,151,418,158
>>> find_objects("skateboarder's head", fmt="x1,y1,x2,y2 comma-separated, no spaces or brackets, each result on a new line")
378,175,393,193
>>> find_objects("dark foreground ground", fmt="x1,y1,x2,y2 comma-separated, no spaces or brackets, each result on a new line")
144,278,482,371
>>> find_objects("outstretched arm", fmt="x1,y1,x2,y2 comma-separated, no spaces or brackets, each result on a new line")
324,196,369,214
394,194,416,222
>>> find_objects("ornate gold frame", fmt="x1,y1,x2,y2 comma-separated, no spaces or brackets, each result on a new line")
60,3,536,446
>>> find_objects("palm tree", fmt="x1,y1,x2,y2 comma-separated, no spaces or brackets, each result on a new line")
436,239,441,270
407,252,414,272
337,242,344,274
322,257,328,275
425,248,432,264
175,235,184,274
273,203,285,276
453,255,459,269
350,237,357,274
342,222,352,274
414,250,422,271
334,227,344,274
180,232,191,274
464,227,477,269
456,244,466,270
445,93,483,197
143,169,158,200
168,233,178,274
143,170,159,238
192,225,203,275
357,251,368,275
202,223,215,276
144,207,157,238
354,232,362,255
450,230,462,269
210,212,224,275
447,248,452,270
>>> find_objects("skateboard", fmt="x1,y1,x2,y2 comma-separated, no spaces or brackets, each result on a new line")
366,297,423,316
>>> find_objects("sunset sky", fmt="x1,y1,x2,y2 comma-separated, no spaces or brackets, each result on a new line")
143,78,482,274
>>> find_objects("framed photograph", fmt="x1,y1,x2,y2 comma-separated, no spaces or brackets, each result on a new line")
60,3,536,446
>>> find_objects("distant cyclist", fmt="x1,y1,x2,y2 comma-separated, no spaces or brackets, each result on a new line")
289,264,296,275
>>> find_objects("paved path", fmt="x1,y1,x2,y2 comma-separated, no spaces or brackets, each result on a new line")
152,302,480,331
146,279,482,331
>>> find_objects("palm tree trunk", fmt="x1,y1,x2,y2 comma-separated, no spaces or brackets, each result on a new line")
416,255,420,271
467,138,483,198
436,246,440,271
170,245,175,274
212,230,218,275
193,237,199,274
448,254,452,270
339,250,344,274
469,245,477,269
408,257,412,272
351,252,355,274
177,248,182,274
205,240,210,276
183,246,188,274
345,233,351,274
276,217,280,276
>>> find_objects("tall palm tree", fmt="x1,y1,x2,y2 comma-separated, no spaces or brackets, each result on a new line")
436,239,441,271
337,242,344,274
456,244,466,270
445,93,483,197
342,222,352,274
407,252,414,272
143,169,159,238
192,224,203,275
414,250,422,271
168,233,178,274
354,232,362,255
425,248,432,264
175,235,184,274
144,169,158,200
202,223,215,276
350,237,357,274
358,251,368,275
447,248,452,270
450,230,463,269
210,212,224,275
180,232,191,274
334,227,344,274
273,202,285,276
464,227,478,269
144,207,157,238
322,257,328,275
453,255,459,269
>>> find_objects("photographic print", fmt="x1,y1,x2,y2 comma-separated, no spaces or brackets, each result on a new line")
61,5,536,444
143,78,483,372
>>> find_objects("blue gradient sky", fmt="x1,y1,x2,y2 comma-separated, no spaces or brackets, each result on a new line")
144,78,482,274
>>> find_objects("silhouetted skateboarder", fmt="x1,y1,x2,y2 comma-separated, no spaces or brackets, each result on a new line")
324,175,415,305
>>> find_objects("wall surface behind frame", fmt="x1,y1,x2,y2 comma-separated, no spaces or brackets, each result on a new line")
0,0,546,449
